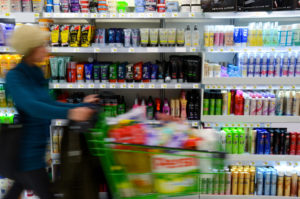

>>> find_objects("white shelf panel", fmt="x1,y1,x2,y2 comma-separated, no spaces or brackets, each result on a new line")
49,82,201,89
51,119,68,126
199,195,299,199
205,46,299,53
43,12,202,19
202,116,300,128
50,47,200,53
0,12,39,22
227,154,300,163
203,77,300,90
0,108,17,114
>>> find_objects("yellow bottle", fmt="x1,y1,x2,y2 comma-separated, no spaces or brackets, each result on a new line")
238,172,244,195
257,22,263,46
244,171,250,195
209,26,214,47
2,55,10,78
204,26,210,47
277,171,284,196
250,169,256,195
232,171,238,195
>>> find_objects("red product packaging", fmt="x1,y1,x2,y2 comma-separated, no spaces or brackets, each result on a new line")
67,62,77,82
296,132,300,155
157,4,166,12
234,91,244,115
230,90,236,114
133,62,143,82
290,132,297,155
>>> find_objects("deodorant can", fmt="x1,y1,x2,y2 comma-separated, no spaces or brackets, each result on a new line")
270,169,277,196
256,169,263,195
264,169,271,195
225,171,231,195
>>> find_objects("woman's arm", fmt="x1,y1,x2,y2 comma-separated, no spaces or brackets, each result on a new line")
6,71,70,119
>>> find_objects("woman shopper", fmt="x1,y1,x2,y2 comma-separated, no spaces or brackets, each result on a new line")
4,25,98,199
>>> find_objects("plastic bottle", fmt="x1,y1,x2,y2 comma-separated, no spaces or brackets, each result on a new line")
204,25,209,47
155,98,161,115
256,94,263,115
109,63,117,83
291,170,298,196
262,93,270,116
231,171,238,195
254,54,261,77
286,25,293,46
261,55,268,77
282,55,289,77
284,171,292,196
247,23,256,46
180,91,187,119
192,25,200,47
146,96,154,120
268,54,275,77
293,24,300,46
264,169,271,195
209,26,215,47
194,93,200,120
285,91,293,116
117,96,126,115
225,25,234,47
215,93,222,115
234,90,244,115
279,25,287,46
222,91,228,115
289,54,296,77
292,92,300,116
249,93,257,115
162,99,170,115
238,129,245,154
271,22,279,46
132,97,140,109
203,92,210,115
209,93,216,115
256,169,263,195
214,25,220,47
270,169,277,196
277,171,284,196
274,54,282,77
263,22,271,46
269,94,276,115
243,93,250,115
175,99,180,118
257,22,263,46
185,25,192,47
133,62,143,82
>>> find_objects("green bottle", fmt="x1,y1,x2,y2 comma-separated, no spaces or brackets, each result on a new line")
209,93,216,115
109,63,117,83
203,92,210,115
232,129,239,154
215,93,222,115
111,98,118,117
238,128,245,154
117,96,126,115
225,131,233,154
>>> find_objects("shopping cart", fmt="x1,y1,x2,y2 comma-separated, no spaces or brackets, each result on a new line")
84,115,226,199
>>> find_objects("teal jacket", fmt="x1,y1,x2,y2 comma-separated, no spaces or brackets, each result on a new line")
6,61,79,171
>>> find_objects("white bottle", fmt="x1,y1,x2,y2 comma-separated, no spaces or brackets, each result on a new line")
275,91,284,116
292,92,300,116
250,94,257,115
282,55,289,77
256,94,263,115
185,25,191,47
261,55,268,77
268,54,275,77
248,55,255,77
289,54,296,77
244,93,250,115
192,25,200,47
254,54,261,77
240,53,248,77
268,94,276,115
262,94,269,116
274,54,282,77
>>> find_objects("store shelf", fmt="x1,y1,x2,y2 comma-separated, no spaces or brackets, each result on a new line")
49,46,200,53
49,82,201,89
0,108,17,114
51,119,68,126
0,12,39,22
43,12,203,19
202,116,300,128
227,154,300,163
202,77,300,90
198,195,299,199
205,46,300,53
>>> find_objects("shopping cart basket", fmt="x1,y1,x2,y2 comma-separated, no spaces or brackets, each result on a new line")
85,118,226,199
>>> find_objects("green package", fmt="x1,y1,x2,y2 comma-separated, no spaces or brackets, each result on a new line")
109,64,117,81
225,131,233,154
49,57,59,83
203,92,210,115
238,128,246,154
209,93,216,115
218,171,225,194
215,93,222,115
213,172,219,194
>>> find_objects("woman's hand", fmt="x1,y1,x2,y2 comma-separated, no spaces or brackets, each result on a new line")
68,107,95,121
83,94,99,103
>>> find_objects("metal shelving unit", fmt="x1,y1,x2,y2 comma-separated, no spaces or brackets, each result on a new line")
205,46,300,53
198,195,300,199
227,154,300,163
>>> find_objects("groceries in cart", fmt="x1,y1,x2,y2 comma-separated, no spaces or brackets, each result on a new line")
86,107,226,198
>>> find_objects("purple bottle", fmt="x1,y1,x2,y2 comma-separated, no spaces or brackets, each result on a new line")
70,0,80,12
162,99,170,115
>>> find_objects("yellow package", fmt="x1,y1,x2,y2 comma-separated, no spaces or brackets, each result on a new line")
81,25,92,47
1,55,10,78
70,25,81,47
60,25,70,47
50,24,60,47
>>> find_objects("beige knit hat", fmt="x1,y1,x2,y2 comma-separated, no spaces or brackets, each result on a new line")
9,25,50,56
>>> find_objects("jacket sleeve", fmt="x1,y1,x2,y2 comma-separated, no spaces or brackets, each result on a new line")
6,71,70,119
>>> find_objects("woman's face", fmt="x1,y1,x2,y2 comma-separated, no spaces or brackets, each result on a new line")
30,46,48,63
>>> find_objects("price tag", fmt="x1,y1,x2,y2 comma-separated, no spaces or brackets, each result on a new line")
159,13,166,17
111,48,118,53
34,13,40,18
175,84,182,89
237,124,241,127
172,13,178,17
189,13,195,17
193,84,199,89
5,47,9,52
74,13,79,17
192,122,198,127
161,84,167,89
230,48,234,52
223,85,227,89
3,109,7,113
280,85,284,89
11,109,15,113
225,124,229,127
74,48,80,52
271,48,275,52
217,85,221,89
128,13,134,17
78,84,84,88
209,48,214,52
232,85,237,89
91,13,97,18
251,162,255,166
54,84,60,88
237,162,242,166
212,85,216,89
244,124,248,127
264,162,268,166
243,85,247,89
139,84,145,88
288,48,292,52
258,48,262,52
206,123,211,127
100,84,106,88
88,84,95,88
110,13,117,17
56,120,62,126
5,13,10,17
94,48,101,53
121,84,127,88
215,123,219,127
82,13,89,17
231,124,235,127
243,49,248,52
268,85,272,89
119,13,126,18
276,162,280,166
206,85,210,89
250,124,254,127
129,48,135,53
146,13,153,17
295,162,298,166
52,48,58,52
110,84,116,88
190,47,197,52
67,84,73,88
288,162,292,166
256,124,260,127
266,123,271,127
149,84,155,88
100,13,107,18
253,85,257,89
139,13,145,17
220,48,224,52
45,13,52,17
292,85,296,89
129,84,134,88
